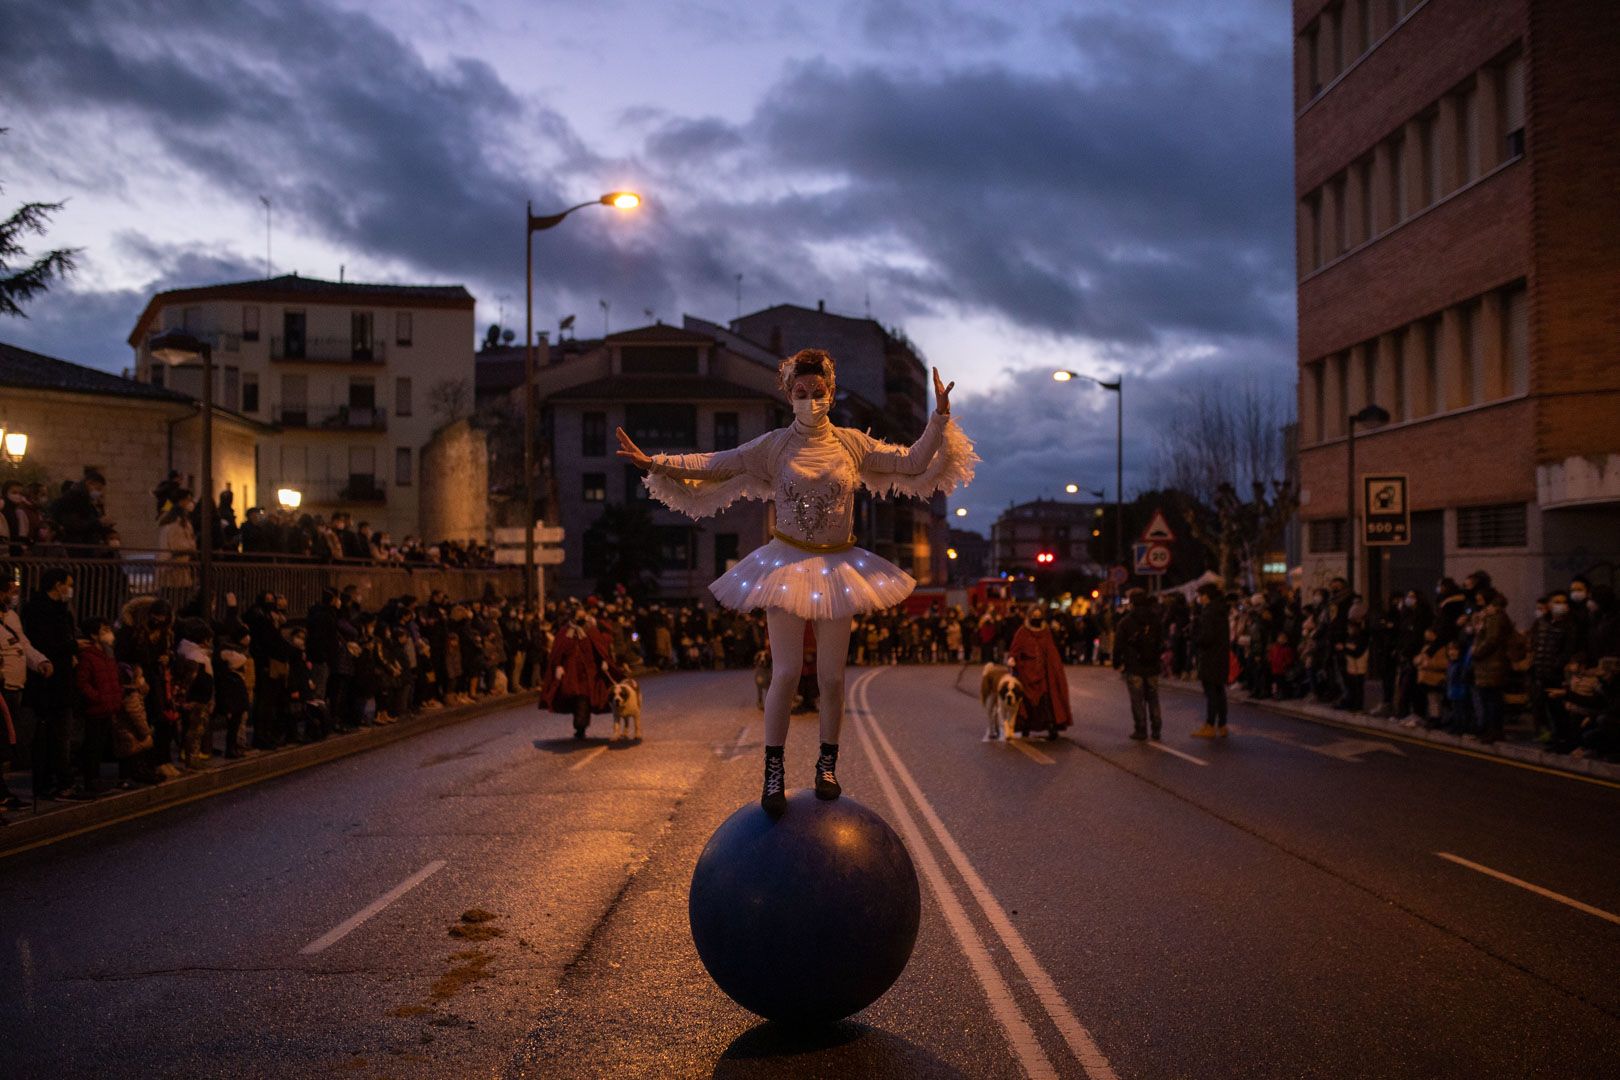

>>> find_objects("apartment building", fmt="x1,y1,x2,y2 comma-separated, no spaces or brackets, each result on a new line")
1292,0,1620,619
989,499,1107,579
128,274,476,540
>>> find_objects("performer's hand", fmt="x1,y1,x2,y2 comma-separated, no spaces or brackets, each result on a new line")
615,427,653,470
932,367,954,415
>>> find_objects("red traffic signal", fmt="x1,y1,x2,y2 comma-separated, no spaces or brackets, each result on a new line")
1035,551,1055,564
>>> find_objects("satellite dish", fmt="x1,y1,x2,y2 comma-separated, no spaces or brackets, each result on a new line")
501,328,515,345
559,314,576,330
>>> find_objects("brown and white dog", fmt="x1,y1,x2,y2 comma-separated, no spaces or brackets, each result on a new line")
609,677,643,741
979,663,1023,742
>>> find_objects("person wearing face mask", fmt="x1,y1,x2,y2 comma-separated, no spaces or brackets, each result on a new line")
1,482,45,553
1566,577,1594,661
1007,603,1072,740
23,569,84,800
541,601,621,739
1192,582,1232,737
75,616,123,796
46,467,114,553
618,348,977,812
1390,590,1432,720
156,489,199,597
1530,591,1576,744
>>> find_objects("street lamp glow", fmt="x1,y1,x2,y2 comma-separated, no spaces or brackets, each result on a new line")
954,507,968,517
946,547,958,560
604,191,641,209
2,431,25,459
1052,370,1074,382
1064,483,1079,494
276,487,302,510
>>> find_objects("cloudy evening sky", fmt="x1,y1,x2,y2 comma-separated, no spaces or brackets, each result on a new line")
0,0,1295,524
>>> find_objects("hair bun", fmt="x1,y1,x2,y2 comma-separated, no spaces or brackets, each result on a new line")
778,348,837,393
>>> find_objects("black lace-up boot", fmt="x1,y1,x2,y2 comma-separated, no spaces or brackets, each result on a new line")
814,742,841,800
761,745,786,815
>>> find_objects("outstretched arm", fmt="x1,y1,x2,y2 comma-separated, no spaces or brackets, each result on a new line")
617,427,752,481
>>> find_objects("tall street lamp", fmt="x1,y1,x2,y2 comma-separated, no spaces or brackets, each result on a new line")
1053,370,1124,573
1345,402,1391,598
524,191,641,608
148,328,215,618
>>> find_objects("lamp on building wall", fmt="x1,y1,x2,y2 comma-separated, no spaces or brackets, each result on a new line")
277,487,302,510
0,426,27,462
954,507,968,518
147,328,215,617
1053,369,1124,575
1345,402,1391,598
524,189,642,607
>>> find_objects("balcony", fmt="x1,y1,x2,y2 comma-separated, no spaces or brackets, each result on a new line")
270,336,387,364
274,404,388,432
284,477,388,506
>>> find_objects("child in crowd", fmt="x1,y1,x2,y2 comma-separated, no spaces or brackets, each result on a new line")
215,630,252,758
1267,633,1297,700
74,616,122,794
112,663,155,786
1444,641,1474,734
1410,629,1448,729
173,619,215,768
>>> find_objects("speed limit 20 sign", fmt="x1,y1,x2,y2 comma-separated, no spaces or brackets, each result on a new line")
1362,474,1410,546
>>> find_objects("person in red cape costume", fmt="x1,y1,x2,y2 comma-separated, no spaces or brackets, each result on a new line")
541,601,622,739
1008,604,1072,739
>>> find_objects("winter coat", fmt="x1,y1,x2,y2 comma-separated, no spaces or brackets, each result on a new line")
1008,623,1073,729
1416,645,1448,687
1112,606,1165,678
1470,609,1516,688
542,623,618,714
1530,615,1575,681
21,592,77,713
112,687,154,759
1194,599,1231,684
1,605,48,691
215,650,251,718
75,642,123,720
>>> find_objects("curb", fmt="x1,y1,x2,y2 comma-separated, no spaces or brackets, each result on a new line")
1158,677,1620,785
0,690,542,860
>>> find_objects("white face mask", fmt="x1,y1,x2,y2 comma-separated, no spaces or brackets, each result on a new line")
791,397,830,423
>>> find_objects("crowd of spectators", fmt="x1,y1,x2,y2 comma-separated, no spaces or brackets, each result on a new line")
2,468,497,568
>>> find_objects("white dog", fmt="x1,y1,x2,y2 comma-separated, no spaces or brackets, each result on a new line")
609,678,643,741
979,663,1023,742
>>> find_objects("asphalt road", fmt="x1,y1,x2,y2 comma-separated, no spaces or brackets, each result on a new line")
1,664,1616,1079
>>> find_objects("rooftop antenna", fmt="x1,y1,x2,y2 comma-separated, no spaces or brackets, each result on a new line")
497,293,514,328
735,273,743,320
864,279,871,319
339,264,345,283
599,298,610,338
258,195,272,278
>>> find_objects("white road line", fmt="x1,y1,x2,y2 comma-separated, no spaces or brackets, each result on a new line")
1146,742,1209,767
569,745,610,771
859,672,1119,1080
1435,852,1620,927
726,722,755,762
299,860,447,956
1008,739,1057,766
850,675,1057,1080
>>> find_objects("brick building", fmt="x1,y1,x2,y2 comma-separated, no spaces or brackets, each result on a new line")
989,499,1107,579
1292,0,1620,620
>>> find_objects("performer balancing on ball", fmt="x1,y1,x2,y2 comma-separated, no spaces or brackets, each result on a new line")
618,349,977,813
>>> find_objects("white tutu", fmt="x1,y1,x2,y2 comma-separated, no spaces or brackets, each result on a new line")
709,538,916,620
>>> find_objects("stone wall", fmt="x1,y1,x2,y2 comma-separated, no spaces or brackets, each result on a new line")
420,417,488,544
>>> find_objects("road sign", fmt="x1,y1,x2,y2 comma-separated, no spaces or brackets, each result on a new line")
1362,473,1410,546
1108,564,1129,585
493,524,565,545
495,547,566,566
1133,542,1172,576
1140,509,1176,544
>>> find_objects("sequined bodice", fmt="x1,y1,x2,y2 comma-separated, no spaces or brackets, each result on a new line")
774,422,857,545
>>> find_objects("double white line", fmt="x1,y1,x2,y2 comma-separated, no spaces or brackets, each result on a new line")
850,669,1117,1080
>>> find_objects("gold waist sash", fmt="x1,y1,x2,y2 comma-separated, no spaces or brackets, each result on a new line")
772,529,856,554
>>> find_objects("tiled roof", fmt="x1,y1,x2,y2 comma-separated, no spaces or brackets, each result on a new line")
546,375,778,402
128,273,474,345
605,324,715,345
0,340,189,402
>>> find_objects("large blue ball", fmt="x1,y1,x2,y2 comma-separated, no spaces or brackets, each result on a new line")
689,791,921,1025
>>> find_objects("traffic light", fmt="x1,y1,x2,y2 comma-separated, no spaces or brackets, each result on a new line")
1035,551,1055,565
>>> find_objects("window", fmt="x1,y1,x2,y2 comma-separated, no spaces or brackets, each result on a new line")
624,403,697,449
714,411,739,451
620,345,700,375
1418,114,1438,207
1421,318,1440,416
583,472,607,502
624,465,649,502
242,372,260,413
1503,54,1526,159
1392,328,1409,421
395,447,412,486
1457,83,1479,185
1331,174,1349,257
1307,193,1324,270
1308,518,1348,554
1355,158,1374,244
280,373,308,425
1462,300,1485,406
1503,282,1529,397
395,376,413,417
349,376,376,410
395,311,412,346
181,305,201,330
150,364,166,389
282,310,306,359
582,411,607,457
242,305,260,342
224,365,240,412
657,526,695,570
715,533,740,577
1457,503,1527,548
1304,24,1321,97
351,311,375,361
1388,133,1406,224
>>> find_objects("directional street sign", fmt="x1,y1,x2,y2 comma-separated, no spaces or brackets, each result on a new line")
1362,474,1410,546
1140,509,1176,544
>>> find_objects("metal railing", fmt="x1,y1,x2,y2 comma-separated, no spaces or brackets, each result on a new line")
1,549,525,624
270,336,387,363
272,404,388,432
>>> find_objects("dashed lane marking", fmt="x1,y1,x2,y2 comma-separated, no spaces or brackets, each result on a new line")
299,860,446,955
1435,852,1620,927
568,746,610,772
858,670,1119,1080
1007,738,1057,766
1146,742,1209,766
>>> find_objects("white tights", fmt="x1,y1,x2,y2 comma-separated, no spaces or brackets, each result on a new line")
763,609,853,748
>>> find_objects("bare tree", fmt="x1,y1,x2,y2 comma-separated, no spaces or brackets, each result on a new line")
1151,379,1297,589
427,378,472,424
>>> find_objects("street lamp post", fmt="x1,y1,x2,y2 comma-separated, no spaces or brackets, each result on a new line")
1053,370,1124,572
148,329,215,618
524,191,641,608
1345,403,1391,598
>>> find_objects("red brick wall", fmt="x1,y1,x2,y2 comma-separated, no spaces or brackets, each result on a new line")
1297,163,1530,361
1296,0,1526,193
1528,0,1620,464
1299,398,1537,520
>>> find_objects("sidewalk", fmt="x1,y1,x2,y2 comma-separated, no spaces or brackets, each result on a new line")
1160,677,1620,785
0,690,541,859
